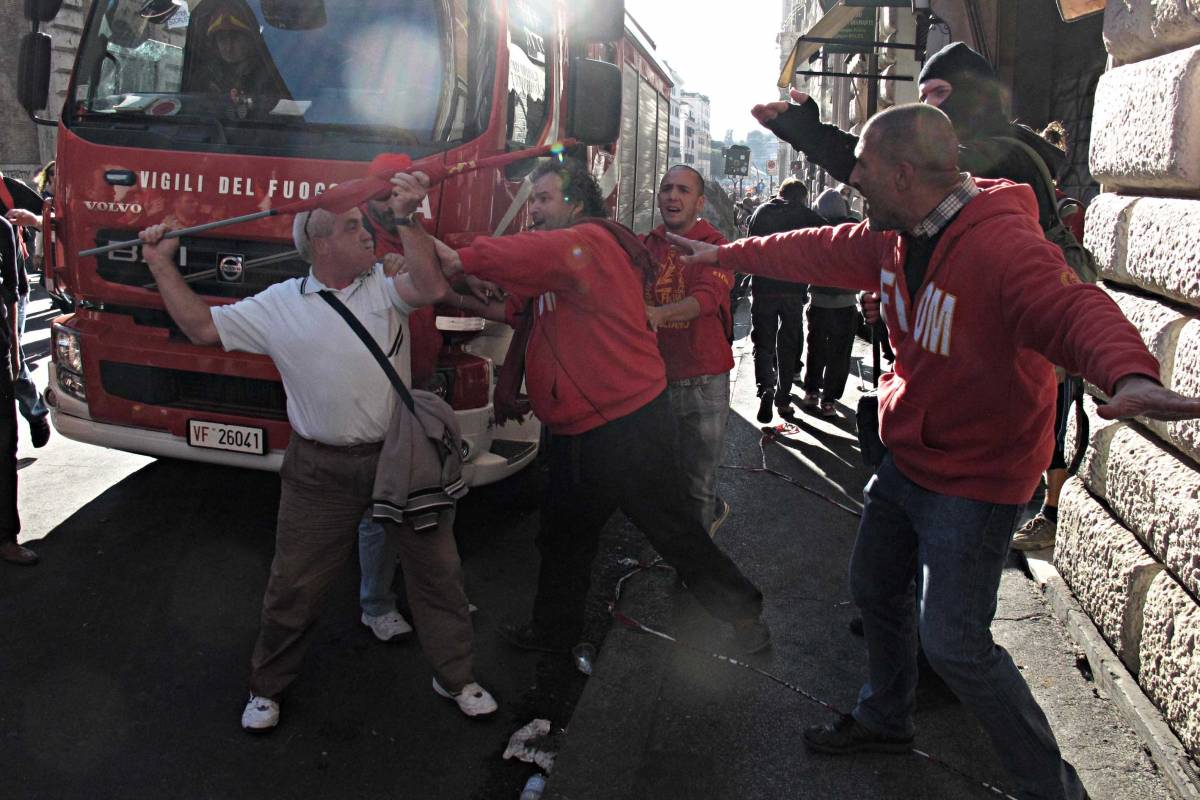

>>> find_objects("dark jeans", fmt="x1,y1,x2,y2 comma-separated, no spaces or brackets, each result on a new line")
15,293,47,426
803,305,858,403
751,294,806,402
531,391,762,643
0,365,17,545
850,455,1084,800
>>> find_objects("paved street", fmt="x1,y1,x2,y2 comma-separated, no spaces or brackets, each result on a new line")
0,289,1178,800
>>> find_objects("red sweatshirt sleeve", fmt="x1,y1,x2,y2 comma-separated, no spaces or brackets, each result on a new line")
687,264,734,317
998,237,1160,394
458,226,618,298
719,220,886,293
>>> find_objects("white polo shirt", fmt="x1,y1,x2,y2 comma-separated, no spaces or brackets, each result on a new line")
211,263,414,446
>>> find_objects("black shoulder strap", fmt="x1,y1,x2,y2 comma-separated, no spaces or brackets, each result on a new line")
318,290,415,414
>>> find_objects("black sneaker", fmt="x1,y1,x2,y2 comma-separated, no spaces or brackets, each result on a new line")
498,622,570,654
732,617,772,655
756,395,773,424
30,417,50,449
803,714,913,755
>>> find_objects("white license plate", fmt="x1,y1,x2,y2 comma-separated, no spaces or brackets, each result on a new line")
187,420,267,455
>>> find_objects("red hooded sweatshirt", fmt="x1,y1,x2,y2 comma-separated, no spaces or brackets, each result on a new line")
721,179,1160,504
457,223,666,435
643,219,734,380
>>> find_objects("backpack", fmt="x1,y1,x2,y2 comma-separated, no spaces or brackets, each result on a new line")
992,137,1098,474
993,136,1099,284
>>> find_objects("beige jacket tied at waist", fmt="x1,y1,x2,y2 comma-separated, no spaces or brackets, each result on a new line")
372,388,468,531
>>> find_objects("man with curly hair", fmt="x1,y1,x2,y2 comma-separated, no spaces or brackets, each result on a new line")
437,158,770,656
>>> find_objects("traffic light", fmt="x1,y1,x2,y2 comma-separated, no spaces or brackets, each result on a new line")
723,145,750,177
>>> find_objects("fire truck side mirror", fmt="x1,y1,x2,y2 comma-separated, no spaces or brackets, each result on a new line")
567,0,625,44
567,58,621,145
23,0,63,22
18,32,52,115
261,0,327,31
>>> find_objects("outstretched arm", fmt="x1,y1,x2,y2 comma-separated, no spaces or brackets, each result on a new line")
1099,375,1200,421
752,89,858,185
140,223,220,346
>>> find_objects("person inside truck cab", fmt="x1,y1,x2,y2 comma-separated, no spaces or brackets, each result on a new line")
181,0,289,107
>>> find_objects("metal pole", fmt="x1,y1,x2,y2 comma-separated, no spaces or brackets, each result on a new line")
79,209,277,258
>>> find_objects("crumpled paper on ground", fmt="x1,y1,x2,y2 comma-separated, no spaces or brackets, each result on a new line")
503,718,561,773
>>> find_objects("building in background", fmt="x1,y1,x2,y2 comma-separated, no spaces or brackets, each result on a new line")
667,68,714,183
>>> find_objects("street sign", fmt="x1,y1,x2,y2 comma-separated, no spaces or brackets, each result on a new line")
766,160,777,171
824,7,877,54
723,145,750,177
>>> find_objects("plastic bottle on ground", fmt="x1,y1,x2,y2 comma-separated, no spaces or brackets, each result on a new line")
519,772,546,800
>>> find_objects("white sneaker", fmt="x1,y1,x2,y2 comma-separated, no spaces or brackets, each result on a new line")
432,678,498,717
241,694,280,732
362,610,413,642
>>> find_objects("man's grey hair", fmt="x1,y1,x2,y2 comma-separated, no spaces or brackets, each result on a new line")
863,103,960,176
293,209,336,263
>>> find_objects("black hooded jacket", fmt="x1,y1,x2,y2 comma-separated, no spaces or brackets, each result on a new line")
746,197,826,296
764,44,1064,231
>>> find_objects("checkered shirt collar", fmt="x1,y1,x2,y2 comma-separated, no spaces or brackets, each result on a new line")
909,173,979,239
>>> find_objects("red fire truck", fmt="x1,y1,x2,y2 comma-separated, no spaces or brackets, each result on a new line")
16,0,674,484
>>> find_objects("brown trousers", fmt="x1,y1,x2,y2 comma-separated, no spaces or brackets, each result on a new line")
249,434,475,698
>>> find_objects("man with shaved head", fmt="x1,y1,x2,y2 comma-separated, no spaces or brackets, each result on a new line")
643,165,735,534
670,102,1200,800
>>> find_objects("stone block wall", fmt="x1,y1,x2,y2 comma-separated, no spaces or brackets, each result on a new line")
1063,0,1200,759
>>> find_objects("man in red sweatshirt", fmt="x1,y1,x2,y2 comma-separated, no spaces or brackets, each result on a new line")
643,165,734,535
437,158,768,655
671,103,1200,800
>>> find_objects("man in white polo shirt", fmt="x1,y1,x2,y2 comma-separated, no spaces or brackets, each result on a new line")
138,172,498,732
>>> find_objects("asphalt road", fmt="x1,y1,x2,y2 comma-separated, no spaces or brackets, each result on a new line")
0,287,638,800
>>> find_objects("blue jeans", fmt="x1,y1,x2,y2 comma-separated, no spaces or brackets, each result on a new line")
850,455,1084,800
358,513,398,617
15,294,47,425
668,372,730,530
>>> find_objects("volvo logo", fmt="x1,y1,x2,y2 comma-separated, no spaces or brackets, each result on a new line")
217,253,245,283
84,200,143,214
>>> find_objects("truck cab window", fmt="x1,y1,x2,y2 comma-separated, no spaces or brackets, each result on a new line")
506,0,552,148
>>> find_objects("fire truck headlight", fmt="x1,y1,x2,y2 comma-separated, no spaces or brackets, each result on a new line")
54,327,84,375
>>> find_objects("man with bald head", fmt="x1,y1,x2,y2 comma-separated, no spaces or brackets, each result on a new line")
671,102,1200,800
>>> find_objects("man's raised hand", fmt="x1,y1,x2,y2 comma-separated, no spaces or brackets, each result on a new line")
389,171,430,218
664,232,720,266
138,221,181,266
751,88,810,127
382,252,407,277
1100,375,1200,421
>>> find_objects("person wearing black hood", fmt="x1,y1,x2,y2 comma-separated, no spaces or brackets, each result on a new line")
753,42,1066,234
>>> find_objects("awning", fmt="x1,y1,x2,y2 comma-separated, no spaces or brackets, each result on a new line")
777,2,868,88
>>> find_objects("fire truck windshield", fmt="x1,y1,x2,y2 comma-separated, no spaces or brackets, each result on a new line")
70,0,498,157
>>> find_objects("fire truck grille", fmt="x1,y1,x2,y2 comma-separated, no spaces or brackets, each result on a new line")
94,230,309,299
99,362,288,420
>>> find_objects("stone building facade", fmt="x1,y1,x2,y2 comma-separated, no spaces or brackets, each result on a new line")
1065,0,1200,766
1,0,88,183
